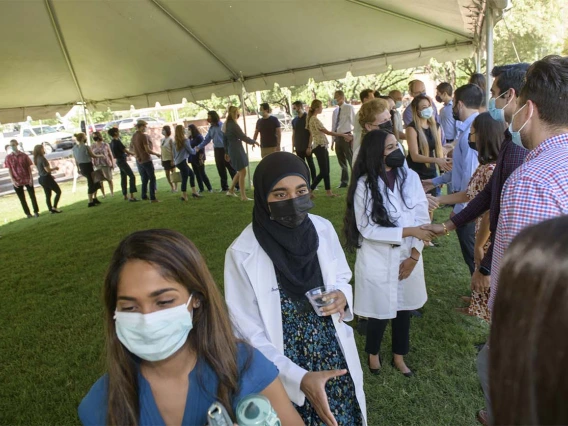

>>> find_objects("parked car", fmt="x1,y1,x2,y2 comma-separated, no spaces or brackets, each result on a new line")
2,125,74,153
88,123,107,134
103,116,165,131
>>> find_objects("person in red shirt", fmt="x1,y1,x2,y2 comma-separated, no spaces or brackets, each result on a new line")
5,139,39,218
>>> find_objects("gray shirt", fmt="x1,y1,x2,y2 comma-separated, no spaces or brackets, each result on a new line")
36,156,49,177
73,144,91,164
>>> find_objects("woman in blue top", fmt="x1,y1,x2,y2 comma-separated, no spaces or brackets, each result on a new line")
188,124,213,193
78,229,302,426
173,125,200,201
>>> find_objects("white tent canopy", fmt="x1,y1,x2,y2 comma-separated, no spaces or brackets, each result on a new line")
0,0,488,123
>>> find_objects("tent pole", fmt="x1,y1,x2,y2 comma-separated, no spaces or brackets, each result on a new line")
239,86,252,189
485,7,494,108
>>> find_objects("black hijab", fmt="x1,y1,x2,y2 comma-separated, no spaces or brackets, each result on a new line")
252,152,323,300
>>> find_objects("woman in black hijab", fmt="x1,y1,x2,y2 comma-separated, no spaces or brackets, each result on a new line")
224,152,367,426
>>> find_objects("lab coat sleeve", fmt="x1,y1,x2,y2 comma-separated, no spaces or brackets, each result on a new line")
409,173,431,253
327,221,354,322
353,179,403,245
224,247,309,406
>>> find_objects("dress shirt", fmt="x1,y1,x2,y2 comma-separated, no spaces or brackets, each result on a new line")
331,103,355,134
5,151,33,186
432,112,479,214
489,133,568,312
198,122,225,149
451,133,528,270
439,101,457,141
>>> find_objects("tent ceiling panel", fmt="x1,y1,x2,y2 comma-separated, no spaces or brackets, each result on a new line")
0,0,482,122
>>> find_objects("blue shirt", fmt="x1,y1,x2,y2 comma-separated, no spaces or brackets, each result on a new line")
432,112,480,214
78,343,278,426
198,122,224,149
439,101,457,141
172,139,196,165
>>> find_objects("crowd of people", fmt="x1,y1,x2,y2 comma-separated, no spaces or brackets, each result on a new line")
4,54,567,425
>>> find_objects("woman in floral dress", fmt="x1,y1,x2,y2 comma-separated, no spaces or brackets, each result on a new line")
434,113,505,321
91,131,115,197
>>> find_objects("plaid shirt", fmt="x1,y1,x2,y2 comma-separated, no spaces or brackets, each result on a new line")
451,133,528,269
489,133,568,312
5,151,33,187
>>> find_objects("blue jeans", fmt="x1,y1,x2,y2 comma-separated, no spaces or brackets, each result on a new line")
176,161,195,193
137,161,156,200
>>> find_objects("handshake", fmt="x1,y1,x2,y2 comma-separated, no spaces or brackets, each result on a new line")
419,222,452,237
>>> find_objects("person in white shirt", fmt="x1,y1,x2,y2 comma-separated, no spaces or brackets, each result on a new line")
388,90,407,143
331,90,356,188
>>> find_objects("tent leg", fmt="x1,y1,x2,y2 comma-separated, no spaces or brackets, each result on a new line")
485,7,494,108
239,88,252,189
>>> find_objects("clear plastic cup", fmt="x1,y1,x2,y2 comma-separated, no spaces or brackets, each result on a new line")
305,286,337,316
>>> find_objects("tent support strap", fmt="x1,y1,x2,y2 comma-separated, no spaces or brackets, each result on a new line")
485,7,495,108
239,84,253,189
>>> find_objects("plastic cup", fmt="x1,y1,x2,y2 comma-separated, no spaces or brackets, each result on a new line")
305,286,337,316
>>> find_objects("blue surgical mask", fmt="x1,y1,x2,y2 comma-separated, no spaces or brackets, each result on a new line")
292,110,299,117
420,107,434,119
332,100,338,106
395,101,403,109
114,295,194,361
508,103,531,148
488,90,513,122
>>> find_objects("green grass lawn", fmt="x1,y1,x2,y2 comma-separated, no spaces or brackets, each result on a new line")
0,158,487,425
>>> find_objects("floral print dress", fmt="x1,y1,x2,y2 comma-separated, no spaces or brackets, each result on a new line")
465,163,496,322
280,288,362,426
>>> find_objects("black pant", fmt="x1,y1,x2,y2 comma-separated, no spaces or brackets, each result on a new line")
116,160,137,196
456,221,476,275
334,136,353,186
191,159,212,192
14,184,39,215
365,311,411,356
296,148,317,184
38,175,61,211
176,161,195,193
311,146,331,191
214,147,236,191
137,161,157,200
78,162,100,195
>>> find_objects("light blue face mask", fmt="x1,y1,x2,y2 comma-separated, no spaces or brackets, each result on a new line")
420,106,434,119
488,90,513,122
395,101,403,109
114,294,194,361
508,103,531,148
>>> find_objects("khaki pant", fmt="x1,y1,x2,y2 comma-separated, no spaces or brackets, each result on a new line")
261,147,278,158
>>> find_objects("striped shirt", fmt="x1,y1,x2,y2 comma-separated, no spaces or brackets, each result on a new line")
489,133,568,312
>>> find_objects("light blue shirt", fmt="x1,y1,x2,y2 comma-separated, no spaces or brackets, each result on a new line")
198,122,224,149
432,112,479,214
172,139,196,165
439,101,457,141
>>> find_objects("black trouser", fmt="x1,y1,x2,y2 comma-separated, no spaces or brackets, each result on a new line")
38,175,61,211
13,184,39,215
191,159,212,192
311,146,330,191
137,161,157,200
365,311,411,356
456,221,476,275
176,161,195,193
214,147,236,191
116,160,137,196
334,136,353,186
78,162,100,195
296,148,317,184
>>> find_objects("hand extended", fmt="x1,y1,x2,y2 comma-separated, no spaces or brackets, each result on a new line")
437,158,453,172
319,290,347,322
300,370,347,426
420,223,446,237
399,257,417,281
471,270,490,293
422,179,435,193
411,226,436,242
426,194,439,211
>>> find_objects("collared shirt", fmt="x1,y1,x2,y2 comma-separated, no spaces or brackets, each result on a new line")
439,101,457,141
432,112,480,214
131,132,152,164
198,122,224,149
489,132,568,312
451,133,528,270
5,151,33,186
331,103,355,134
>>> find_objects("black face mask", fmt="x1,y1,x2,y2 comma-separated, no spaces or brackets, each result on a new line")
468,136,478,151
435,95,443,103
379,120,394,133
269,194,314,228
452,104,461,122
385,149,405,168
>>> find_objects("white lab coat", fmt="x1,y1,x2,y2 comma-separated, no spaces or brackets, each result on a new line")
353,169,430,320
224,214,367,424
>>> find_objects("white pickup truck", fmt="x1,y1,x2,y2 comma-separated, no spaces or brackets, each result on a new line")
2,125,75,154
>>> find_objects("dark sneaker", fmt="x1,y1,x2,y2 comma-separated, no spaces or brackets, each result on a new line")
93,198,102,205
88,202,96,207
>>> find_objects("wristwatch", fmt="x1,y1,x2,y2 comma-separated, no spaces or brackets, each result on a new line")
478,266,491,276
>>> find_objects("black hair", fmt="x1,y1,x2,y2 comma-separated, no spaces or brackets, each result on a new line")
260,103,270,112
107,128,119,138
208,111,220,125
93,131,103,142
187,124,200,139
518,55,568,129
334,90,345,97
436,82,453,97
454,83,484,109
343,130,409,251
162,125,171,137
374,90,381,99
491,63,531,97
359,89,374,103
292,101,303,108
472,112,505,165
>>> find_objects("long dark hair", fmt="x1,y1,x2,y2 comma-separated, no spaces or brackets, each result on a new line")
103,229,245,425
208,110,220,125
188,124,200,140
343,130,408,251
490,216,568,425
472,112,505,165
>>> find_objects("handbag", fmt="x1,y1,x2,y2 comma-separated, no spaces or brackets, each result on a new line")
170,170,182,183
91,169,105,183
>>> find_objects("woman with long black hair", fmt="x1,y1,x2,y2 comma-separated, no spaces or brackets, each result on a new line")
188,124,212,193
344,130,435,377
